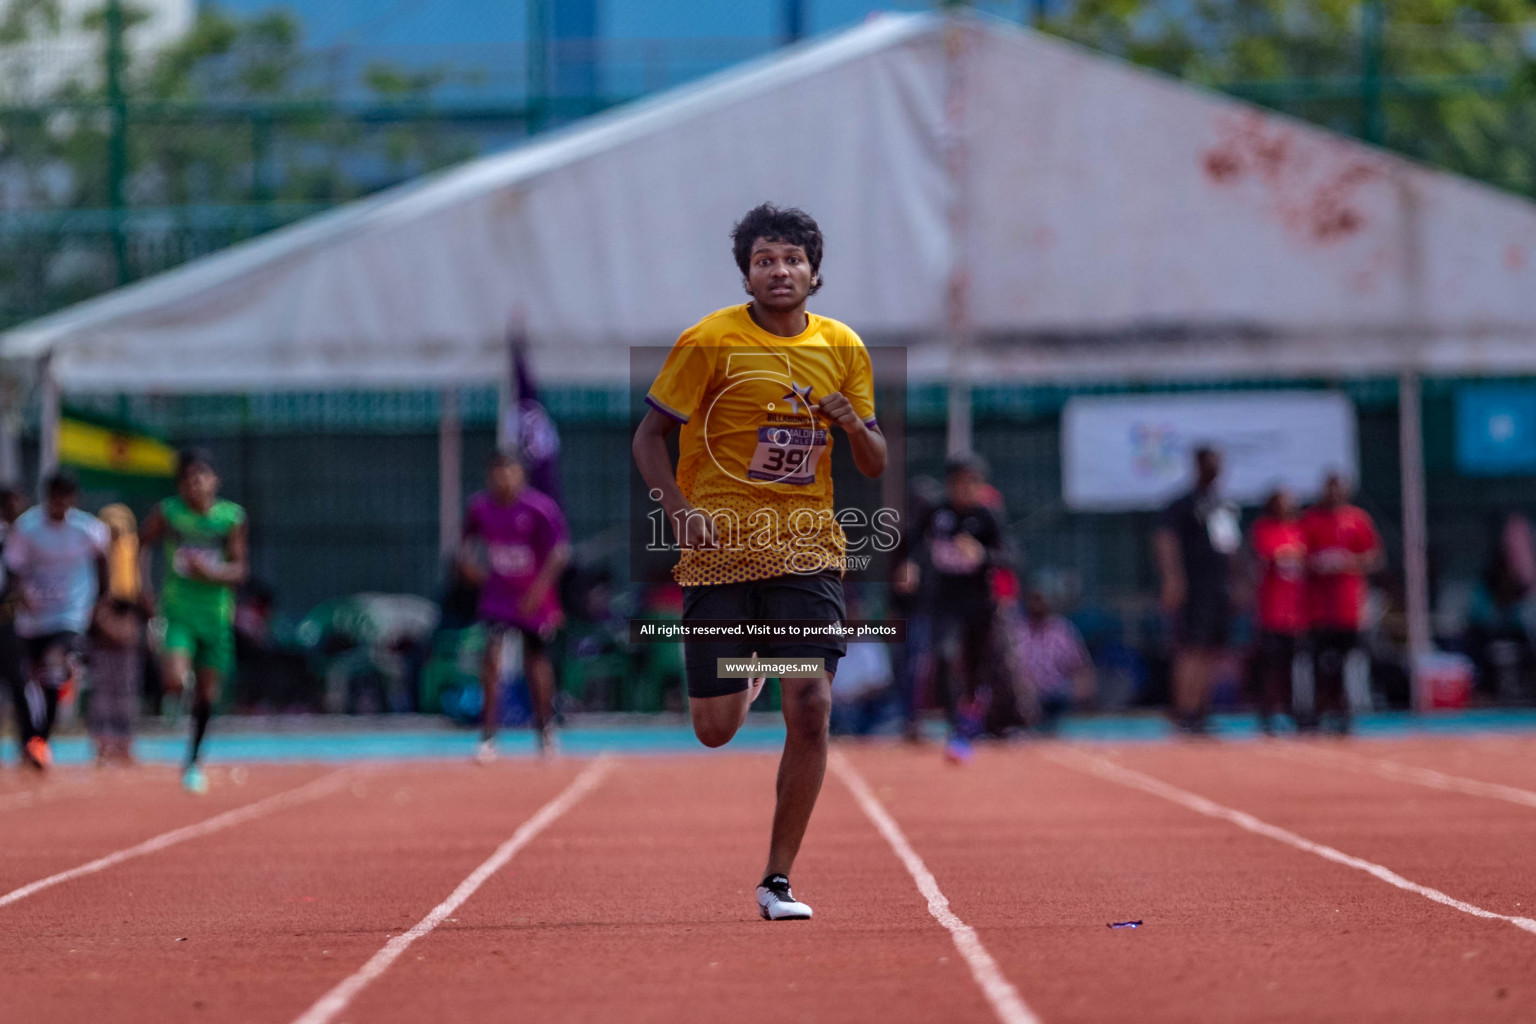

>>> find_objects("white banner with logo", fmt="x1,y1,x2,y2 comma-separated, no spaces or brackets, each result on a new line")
1061,391,1357,511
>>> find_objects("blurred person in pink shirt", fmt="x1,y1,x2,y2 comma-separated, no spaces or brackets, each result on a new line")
1015,588,1094,736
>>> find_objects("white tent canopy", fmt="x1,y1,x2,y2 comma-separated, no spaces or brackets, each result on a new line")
6,10,1535,694
0,14,946,391
959,25,1536,382
5,11,1536,391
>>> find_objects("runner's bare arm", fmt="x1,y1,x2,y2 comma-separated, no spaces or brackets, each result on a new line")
138,505,165,545
7,537,36,612
457,513,485,585
1154,528,1185,612
457,540,485,585
1232,538,1256,609
1358,547,1385,575
520,541,572,617
94,549,110,609
224,521,250,586
195,520,249,587
137,505,163,608
1358,523,1386,576
813,392,885,477
632,408,716,548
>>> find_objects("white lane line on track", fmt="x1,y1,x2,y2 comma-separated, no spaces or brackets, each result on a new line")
0,768,354,909
0,774,121,812
1259,743,1536,811
289,756,613,1024
0,766,187,814
0,787,68,812
832,753,1042,1024
1042,747,1536,937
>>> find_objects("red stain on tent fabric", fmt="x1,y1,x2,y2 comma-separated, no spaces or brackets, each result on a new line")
1201,113,1382,244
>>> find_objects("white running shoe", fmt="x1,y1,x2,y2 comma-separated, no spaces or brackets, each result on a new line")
182,764,209,795
474,740,497,765
536,724,560,757
756,875,813,920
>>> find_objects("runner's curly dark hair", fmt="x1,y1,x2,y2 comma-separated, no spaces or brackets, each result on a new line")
731,203,824,295
176,447,216,481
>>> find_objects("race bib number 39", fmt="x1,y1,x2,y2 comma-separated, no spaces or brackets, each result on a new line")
747,427,828,485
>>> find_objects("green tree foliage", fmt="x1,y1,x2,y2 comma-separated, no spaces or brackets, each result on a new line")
1050,0,1536,194
0,3,481,326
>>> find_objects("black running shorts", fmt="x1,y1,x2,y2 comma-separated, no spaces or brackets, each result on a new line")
482,620,548,661
22,631,84,670
1174,591,1232,650
681,572,846,699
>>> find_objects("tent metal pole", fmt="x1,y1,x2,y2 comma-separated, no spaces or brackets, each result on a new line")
942,14,973,458
105,0,129,286
1398,370,1432,708
0,420,15,486
527,0,548,133
947,380,971,457
438,388,463,563
0,371,20,486
1394,175,1431,710
497,323,518,453
782,0,805,43
37,355,60,491
496,372,515,453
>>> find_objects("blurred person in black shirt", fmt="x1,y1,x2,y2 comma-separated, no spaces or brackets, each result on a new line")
890,475,942,742
921,455,1006,761
1466,513,1536,701
1155,446,1241,735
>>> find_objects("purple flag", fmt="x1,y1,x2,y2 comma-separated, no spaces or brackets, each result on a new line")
506,331,563,507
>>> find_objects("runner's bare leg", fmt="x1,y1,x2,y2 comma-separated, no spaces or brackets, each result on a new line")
690,688,754,748
525,646,556,732
479,636,501,743
764,673,832,878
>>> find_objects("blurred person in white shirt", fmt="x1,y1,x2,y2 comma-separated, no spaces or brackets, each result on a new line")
4,473,109,769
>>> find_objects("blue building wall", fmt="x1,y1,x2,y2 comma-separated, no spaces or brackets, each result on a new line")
203,0,1027,51
195,0,1037,113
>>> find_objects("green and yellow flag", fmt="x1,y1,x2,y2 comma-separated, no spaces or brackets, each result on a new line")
58,407,177,492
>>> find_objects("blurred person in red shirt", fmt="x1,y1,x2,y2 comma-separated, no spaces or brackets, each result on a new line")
1301,473,1382,735
1248,488,1307,735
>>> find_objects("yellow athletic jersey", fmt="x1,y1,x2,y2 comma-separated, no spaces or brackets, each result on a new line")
646,304,877,586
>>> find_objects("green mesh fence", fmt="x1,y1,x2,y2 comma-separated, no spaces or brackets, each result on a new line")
56,378,1536,628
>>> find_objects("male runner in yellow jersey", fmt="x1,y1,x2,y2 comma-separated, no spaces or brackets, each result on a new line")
633,203,886,920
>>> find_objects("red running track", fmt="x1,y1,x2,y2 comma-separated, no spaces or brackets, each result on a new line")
1,737,1534,1023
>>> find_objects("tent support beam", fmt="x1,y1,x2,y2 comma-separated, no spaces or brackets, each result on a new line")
438,388,462,564
496,371,514,452
498,325,517,454
0,374,19,486
942,14,973,458
37,356,60,492
1398,370,1432,708
0,420,16,486
946,380,971,457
